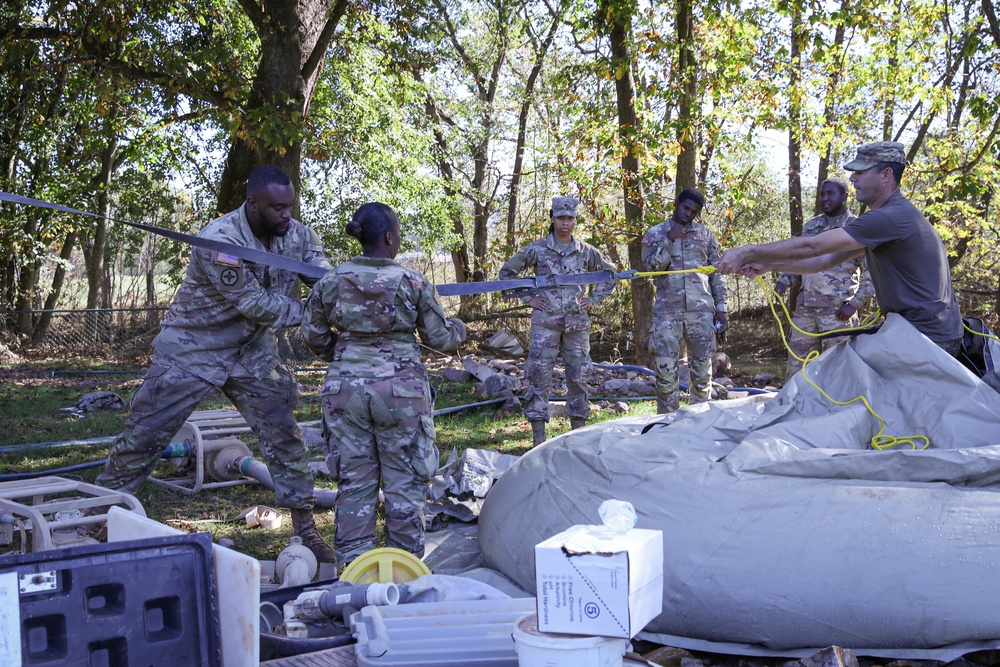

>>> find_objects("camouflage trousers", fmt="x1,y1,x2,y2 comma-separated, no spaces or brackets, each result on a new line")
96,357,316,509
524,323,592,422
649,311,716,414
786,306,859,380
322,376,439,566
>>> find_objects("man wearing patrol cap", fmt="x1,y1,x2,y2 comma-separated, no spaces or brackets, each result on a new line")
499,196,617,446
718,141,962,355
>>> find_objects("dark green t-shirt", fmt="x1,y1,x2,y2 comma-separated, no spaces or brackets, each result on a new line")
842,193,962,342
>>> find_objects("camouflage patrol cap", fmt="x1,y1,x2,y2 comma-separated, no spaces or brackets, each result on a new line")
843,141,906,171
551,196,579,218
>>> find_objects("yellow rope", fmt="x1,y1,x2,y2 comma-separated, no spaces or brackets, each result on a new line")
753,274,929,451
632,267,998,450
633,266,717,278
965,321,1000,344
758,279,882,360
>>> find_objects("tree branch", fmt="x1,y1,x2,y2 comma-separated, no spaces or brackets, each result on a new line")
238,0,267,34
302,0,350,82
431,0,487,97
984,0,1000,49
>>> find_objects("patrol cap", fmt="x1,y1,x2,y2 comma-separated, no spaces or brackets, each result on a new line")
551,196,579,218
843,141,906,171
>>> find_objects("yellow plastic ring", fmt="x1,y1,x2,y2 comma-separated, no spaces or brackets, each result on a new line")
339,547,431,584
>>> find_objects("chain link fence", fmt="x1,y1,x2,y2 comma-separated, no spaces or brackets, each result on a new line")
1,307,328,365
2,308,168,359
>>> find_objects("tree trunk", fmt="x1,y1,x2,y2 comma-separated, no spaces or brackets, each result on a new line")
787,0,804,237
675,0,698,191
505,11,561,252
814,0,848,215
472,156,490,283
14,261,38,336
995,271,1000,323
217,0,349,214
600,0,651,366
422,89,475,314
85,105,120,311
882,0,903,141
13,204,41,335
986,0,1000,49
31,230,77,344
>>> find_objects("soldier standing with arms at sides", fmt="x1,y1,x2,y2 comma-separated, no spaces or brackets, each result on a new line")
775,177,875,380
96,166,336,563
642,188,728,414
498,197,616,447
301,202,466,570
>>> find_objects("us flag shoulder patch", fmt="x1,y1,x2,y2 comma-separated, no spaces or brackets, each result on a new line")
216,252,240,266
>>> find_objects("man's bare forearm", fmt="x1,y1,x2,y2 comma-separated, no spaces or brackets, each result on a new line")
746,236,831,263
718,228,864,275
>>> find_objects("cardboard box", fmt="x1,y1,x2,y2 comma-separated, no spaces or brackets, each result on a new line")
534,525,663,638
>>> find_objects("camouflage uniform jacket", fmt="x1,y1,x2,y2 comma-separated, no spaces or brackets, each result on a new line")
153,205,330,386
498,234,616,333
641,219,728,315
301,257,464,394
776,211,875,309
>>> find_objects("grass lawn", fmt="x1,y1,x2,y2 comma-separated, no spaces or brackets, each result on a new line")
0,357,658,561
0,309,784,561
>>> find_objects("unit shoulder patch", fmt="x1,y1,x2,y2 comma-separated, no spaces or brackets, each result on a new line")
220,267,240,287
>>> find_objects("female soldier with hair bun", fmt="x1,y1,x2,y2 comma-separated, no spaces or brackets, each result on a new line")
301,202,466,569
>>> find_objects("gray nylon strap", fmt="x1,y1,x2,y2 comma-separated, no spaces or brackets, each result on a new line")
0,190,328,279
435,269,628,296
1,190,632,296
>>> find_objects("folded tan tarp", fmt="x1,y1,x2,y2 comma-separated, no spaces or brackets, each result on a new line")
479,314,1000,659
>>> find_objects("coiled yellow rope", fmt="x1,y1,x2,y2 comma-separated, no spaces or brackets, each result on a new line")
753,274,929,451
631,266,997,451
757,278,881,363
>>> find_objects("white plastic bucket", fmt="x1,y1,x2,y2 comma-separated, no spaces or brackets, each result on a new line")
513,612,627,667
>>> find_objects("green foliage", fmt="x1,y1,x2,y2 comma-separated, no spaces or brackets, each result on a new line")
298,15,462,260
2,0,998,333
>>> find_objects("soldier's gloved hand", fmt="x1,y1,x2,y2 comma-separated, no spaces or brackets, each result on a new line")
528,296,549,310
836,303,857,321
667,222,685,242
714,311,729,333
775,282,787,297
447,317,467,342
579,296,594,309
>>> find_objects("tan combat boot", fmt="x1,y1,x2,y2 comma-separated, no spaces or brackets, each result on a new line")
290,509,337,564
569,417,587,430
530,421,546,447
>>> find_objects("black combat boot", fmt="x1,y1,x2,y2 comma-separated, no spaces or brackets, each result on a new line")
291,509,337,564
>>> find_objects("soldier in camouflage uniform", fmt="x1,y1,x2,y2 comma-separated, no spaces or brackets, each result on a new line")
301,202,466,568
96,166,337,562
498,197,616,446
775,178,874,380
642,188,728,414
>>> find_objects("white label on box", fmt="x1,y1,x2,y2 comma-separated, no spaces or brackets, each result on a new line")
0,571,22,664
